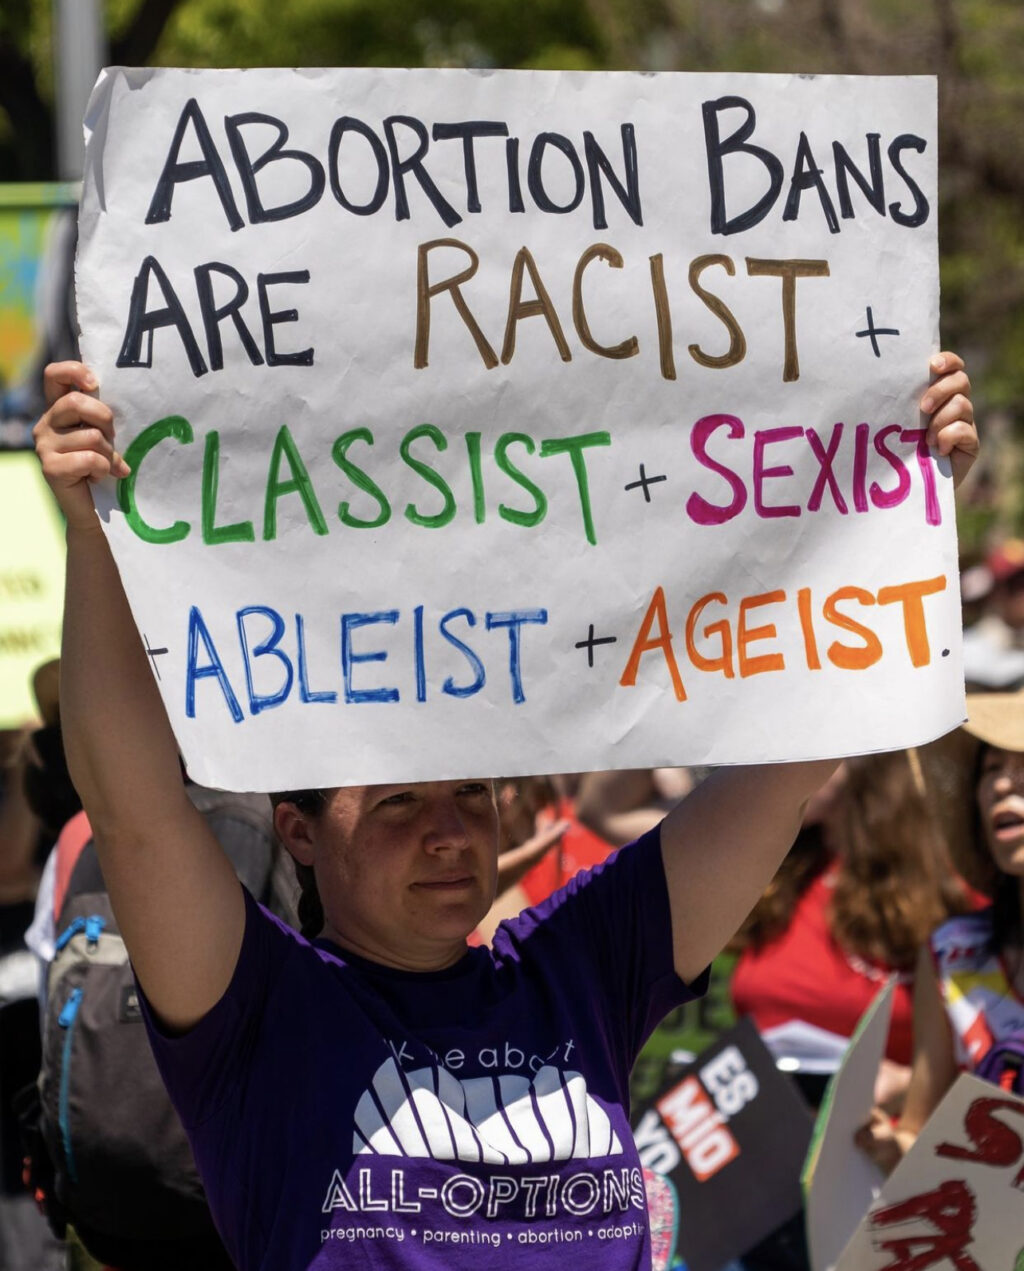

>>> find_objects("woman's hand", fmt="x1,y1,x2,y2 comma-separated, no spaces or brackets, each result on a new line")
32,361,129,531
921,351,977,489
854,1105,916,1177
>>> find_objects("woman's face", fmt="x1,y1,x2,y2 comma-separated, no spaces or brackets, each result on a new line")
306,779,500,970
977,746,1024,876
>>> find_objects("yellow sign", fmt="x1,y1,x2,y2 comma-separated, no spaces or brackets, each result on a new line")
0,451,65,726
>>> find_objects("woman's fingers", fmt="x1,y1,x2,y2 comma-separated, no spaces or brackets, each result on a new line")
43,361,98,407
47,390,115,439
920,352,978,489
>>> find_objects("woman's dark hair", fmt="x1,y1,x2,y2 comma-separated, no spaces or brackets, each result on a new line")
972,742,1024,951
830,752,972,971
269,789,328,940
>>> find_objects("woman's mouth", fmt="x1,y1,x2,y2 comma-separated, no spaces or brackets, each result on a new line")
991,807,1024,843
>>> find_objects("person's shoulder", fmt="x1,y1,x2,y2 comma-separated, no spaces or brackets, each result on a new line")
930,907,995,970
493,824,663,951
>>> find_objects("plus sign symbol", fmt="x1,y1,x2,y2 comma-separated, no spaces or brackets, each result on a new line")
574,624,618,669
624,463,667,503
856,305,900,357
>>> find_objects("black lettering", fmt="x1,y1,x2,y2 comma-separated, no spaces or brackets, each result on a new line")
145,98,243,231
328,117,389,215
117,256,208,377
584,125,642,229
833,135,885,217
887,134,930,228
224,112,325,223
383,116,461,228
194,262,264,371
257,271,313,366
702,96,784,236
783,132,840,233
431,121,509,214
506,137,525,214
528,133,585,214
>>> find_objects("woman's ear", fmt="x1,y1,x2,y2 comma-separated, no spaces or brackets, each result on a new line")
274,802,316,867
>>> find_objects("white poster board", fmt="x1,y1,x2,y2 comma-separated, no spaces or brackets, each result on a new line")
804,980,893,1271
835,1073,1024,1270
77,68,961,790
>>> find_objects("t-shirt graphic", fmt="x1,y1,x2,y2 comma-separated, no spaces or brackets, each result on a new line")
354,1057,624,1163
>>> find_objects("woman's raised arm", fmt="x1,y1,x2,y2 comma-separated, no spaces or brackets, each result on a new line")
35,362,245,1031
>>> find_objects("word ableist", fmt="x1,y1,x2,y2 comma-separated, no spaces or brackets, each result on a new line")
145,98,644,233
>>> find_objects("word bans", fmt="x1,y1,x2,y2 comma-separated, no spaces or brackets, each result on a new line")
184,603,547,723
621,576,946,701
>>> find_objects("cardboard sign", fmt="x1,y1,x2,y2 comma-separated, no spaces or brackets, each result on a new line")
0,452,65,726
804,979,893,1271
632,1018,814,1271
835,1073,1024,1270
76,68,960,790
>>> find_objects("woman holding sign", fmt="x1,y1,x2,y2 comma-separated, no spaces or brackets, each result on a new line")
33,353,975,1270
858,691,1024,1174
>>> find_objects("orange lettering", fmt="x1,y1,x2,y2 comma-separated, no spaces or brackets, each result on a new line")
877,576,947,667
797,586,821,670
738,590,786,677
620,586,687,701
685,592,734,678
824,586,883,670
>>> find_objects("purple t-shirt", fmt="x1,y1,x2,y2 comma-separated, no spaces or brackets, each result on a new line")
142,826,703,1270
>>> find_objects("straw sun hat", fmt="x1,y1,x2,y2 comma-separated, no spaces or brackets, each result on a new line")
963,689,1024,753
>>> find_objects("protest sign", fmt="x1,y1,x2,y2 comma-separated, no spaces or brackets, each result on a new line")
632,1018,813,1271
835,1073,1024,1270
76,68,958,790
803,979,893,1271
0,452,65,726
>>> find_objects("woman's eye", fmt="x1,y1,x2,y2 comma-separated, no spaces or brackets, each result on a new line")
380,792,414,807
459,783,490,797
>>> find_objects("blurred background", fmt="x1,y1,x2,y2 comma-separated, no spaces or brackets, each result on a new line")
0,8,1021,1268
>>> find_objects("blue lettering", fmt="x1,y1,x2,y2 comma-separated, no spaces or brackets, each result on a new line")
237,606,293,714
439,608,486,698
185,605,244,722
414,604,427,703
485,609,548,704
296,613,337,703
341,611,400,704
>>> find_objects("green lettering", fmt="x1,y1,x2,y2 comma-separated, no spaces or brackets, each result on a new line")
400,424,456,529
465,431,486,524
332,428,391,529
202,431,255,545
495,433,546,529
263,425,328,541
117,415,193,544
539,431,612,546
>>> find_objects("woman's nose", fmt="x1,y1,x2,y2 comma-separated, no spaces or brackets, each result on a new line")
424,798,471,851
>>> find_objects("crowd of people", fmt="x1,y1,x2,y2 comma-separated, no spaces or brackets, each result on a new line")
0,348,1018,1270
